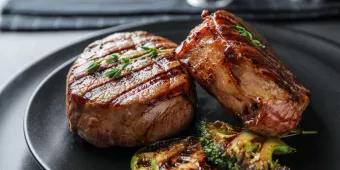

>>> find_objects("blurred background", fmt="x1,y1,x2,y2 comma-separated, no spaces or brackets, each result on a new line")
0,0,339,86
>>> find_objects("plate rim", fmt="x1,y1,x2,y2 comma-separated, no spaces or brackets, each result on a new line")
23,57,75,170
22,19,340,170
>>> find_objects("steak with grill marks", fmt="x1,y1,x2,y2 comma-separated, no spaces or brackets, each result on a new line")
66,31,195,147
175,10,310,136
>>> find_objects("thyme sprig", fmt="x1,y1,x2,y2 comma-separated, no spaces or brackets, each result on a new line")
104,57,131,78
234,25,266,49
86,46,164,79
86,59,103,73
281,128,318,138
86,53,119,73
141,46,158,58
105,54,119,64
104,68,121,79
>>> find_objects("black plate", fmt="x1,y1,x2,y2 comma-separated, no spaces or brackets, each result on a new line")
22,20,340,170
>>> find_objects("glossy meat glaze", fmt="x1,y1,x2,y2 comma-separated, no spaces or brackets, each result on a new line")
66,31,195,147
176,10,310,136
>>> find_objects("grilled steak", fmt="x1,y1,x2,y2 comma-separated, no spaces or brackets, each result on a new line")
66,31,195,147
176,10,310,136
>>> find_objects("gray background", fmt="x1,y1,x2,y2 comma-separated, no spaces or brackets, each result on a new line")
0,0,339,89
1,21,339,89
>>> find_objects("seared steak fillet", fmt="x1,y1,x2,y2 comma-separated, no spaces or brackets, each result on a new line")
66,31,195,147
176,10,309,136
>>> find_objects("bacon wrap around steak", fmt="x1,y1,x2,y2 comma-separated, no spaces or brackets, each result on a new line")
176,10,310,136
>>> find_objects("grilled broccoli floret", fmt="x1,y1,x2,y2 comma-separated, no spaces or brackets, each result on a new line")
199,121,295,170
200,121,239,169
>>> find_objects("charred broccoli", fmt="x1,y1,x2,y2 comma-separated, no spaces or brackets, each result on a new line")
200,121,295,170
130,137,215,170
131,121,296,170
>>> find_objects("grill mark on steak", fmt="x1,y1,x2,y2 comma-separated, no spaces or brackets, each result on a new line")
85,42,136,61
84,31,147,56
83,61,181,104
68,49,170,84
66,31,195,147
70,53,180,97
84,35,172,61
85,32,146,50
97,31,172,47
70,44,136,72
69,50,148,83
111,68,185,106
71,32,176,71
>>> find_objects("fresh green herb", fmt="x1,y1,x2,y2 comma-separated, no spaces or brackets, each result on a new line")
88,46,161,78
121,58,131,71
141,46,158,58
122,57,131,65
86,59,102,73
273,145,296,155
234,25,266,49
106,54,119,64
281,128,318,138
104,68,122,79
87,54,118,73
104,57,131,79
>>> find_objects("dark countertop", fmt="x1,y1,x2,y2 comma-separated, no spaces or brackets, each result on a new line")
279,20,340,44
0,19,339,169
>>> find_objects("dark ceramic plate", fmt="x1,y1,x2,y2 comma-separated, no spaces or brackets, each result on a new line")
23,20,340,170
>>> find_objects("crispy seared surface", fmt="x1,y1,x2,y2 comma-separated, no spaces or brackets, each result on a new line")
176,10,310,136
155,138,215,170
66,31,195,147
133,137,216,170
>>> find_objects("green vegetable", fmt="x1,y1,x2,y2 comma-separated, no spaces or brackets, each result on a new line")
104,57,131,79
234,25,266,49
200,121,295,170
200,121,238,169
104,68,121,78
122,57,131,65
87,46,170,77
106,54,119,64
86,59,102,73
273,144,296,155
131,137,214,170
141,46,158,58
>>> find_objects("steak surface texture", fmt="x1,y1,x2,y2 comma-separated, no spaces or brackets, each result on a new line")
66,31,195,147
176,10,310,136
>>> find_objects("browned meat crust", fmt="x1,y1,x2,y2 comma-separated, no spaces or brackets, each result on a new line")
176,10,310,136
66,31,195,147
